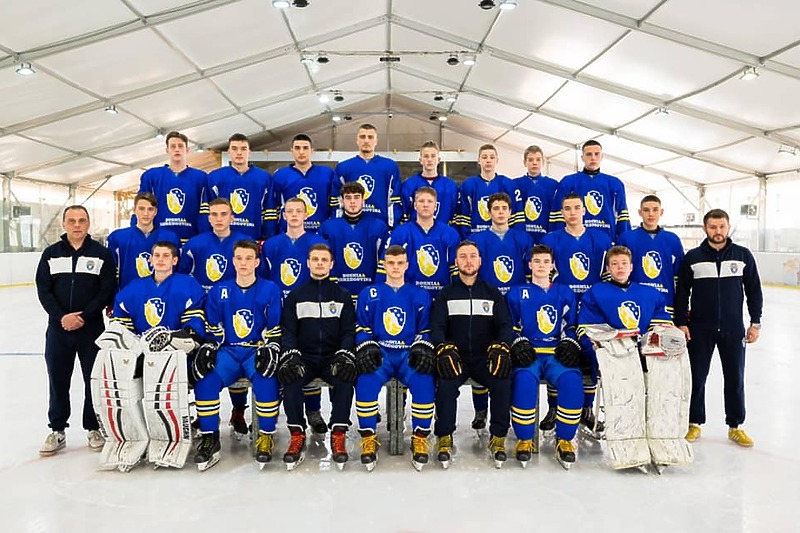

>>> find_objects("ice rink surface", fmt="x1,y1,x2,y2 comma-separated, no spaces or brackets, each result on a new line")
1,285,798,533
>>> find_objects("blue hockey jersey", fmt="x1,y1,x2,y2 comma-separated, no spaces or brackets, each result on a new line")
106,224,181,289
541,228,612,296
399,173,459,226
205,278,282,347
200,165,277,239
137,165,207,242
506,283,578,353
178,230,251,291
456,174,519,239
551,171,631,241
333,154,402,228
318,216,388,296
513,173,558,243
259,232,328,297
111,273,206,335
617,226,685,312
470,228,533,295
355,283,431,350
273,164,337,232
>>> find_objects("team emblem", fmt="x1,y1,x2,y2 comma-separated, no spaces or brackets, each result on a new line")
230,188,250,215
537,304,557,335
136,252,153,277
233,309,254,339
642,251,663,279
329,303,338,315
144,298,165,327
383,306,406,336
477,196,491,221
730,263,739,274
280,258,302,287
166,188,186,214
417,244,440,277
297,187,318,217
344,242,364,270
569,252,590,281
357,175,375,200
493,256,514,284
585,190,603,216
205,254,228,282
482,301,491,313
86,260,96,271
525,196,543,222
618,301,641,329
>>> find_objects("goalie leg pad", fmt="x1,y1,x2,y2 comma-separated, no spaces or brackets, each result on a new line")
143,350,193,469
594,337,650,470
91,348,149,472
644,348,693,466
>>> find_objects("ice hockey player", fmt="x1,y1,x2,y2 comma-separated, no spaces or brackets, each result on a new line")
513,145,559,243
400,140,459,226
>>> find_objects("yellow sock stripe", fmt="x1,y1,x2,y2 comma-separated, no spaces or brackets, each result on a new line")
356,400,379,418
583,385,597,394
196,399,220,417
302,388,322,397
411,402,435,419
511,415,537,425
471,387,489,395
556,406,582,425
511,406,537,415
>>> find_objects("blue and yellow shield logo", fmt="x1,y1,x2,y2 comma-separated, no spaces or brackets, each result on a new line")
569,252,590,281
383,306,406,336
525,196,542,222
166,188,186,214
537,304,557,335
144,298,165,327
493,255,514,284
344,242,364,270
281,258,302,287
357,175,375,200
642,251,662,280
297,187,318,217
206,254,227,282
584,190,603,216
230,188,250,215
417,244,440,277
136,252,153,278
233,309,254,339
618,300,641,329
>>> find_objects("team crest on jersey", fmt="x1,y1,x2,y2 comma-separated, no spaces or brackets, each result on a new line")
477,196,491,221
206,254,228,282
642,251,663,279
344,242,364,270
233,309,254,339
357,175,375,200
297,187,318,217
136,252,153,277
281,258,302,287
417,244,440,277
86,260,96,271
618,301,641,329
144,298,165,327
482,301,491,313
585,190,603,216
569,252,590,281
383,306,406,336
493,256,514,284
166,188,186,214
525,196,543,222
230,188,250,215
537,304,557,335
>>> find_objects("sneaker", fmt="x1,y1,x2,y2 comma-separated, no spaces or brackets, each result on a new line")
728,427,754,448
87,430,105,451
307,410,328,434
539,407,557,432
194,431,221,471
437,434,453,468
515,439,533,465
555,439,576,469
488,435,507,468
410,430,430,471
685,424,701,442
283,429,307,471
471,409,488,430
359,431,380,471
330,427,348,468
40,431,66,456
254,431,274,467
229,408,249,440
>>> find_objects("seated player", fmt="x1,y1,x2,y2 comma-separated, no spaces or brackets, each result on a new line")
192,240,283,471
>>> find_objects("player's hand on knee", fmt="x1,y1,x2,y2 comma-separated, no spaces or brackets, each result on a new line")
277,349,306,385
256,342,281,378
435,343,462,379
554,337,582,368
487,342,511,379
510,337,537,368
408,339,436,374
355,340,383,375
192,343,218,381
330,349,358,383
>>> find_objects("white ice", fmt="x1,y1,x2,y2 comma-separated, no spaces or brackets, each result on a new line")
1,285,798,533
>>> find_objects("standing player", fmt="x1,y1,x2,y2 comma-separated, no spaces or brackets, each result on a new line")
618,195,684,315
279,243,356,470
353,245,436,471
137,131,206,243
513,145,558,243
400,141,459,226
36,205,116,456
200,133,277,240
333,124,402,228
551,140,630,242
430,241,515,469
456,144,518,239
192,240,283,471
273,133,337,232
107,192,181,289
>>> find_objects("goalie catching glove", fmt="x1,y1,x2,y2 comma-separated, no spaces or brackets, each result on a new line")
192,343,218,381
554,337,582,368
435,343,462,379
408,340,436,374
277,349,306,385
486,342,511,379
510,337,537,368
355,341,383,375
330,349,358,383
255,342,281,378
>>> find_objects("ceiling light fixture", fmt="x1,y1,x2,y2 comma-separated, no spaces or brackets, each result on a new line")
300,55,314,65
478,0,496,9
429,112,439,121
446,94,457,103
332,114,342,122
433,92,444,102
498,0,517,10
333,91,344,102
656,107,669,115
155,130,165,140
292,0,309,7
343,115,352,121
778,144,798,156
462,55,476,66
438,114,448,122
272,0,290,8
196,145,205,153
740,66,759,81
15,62,35,75
317,53,329,64
446,54,459,66
104,104,118,115
318,93,330,104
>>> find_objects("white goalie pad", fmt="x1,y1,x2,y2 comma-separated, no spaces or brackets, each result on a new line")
90,347,148,473
95,321,143,354
584,325,650,470
642,326,693,466
143,349,193,469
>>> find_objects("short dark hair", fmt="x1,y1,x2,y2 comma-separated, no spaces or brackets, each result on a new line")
233,239,259,256
308,242,333,260
582,139,602,152
385,244,407,258
292,133,313,147
478,143,497,155
562,192,583,207
606,245,632,265
62,205,89,222
488,192,511,210
152,240,178,257
529,244,554,260
209,197,232,209
420,140,439,151
456,240,479,255
641,195,661,206
341,182,366,196
414,186,437,201
703,208,729,225
358,123,377,132
523,145,543,160
165,131,188,146
134,192,158,208
227,133,249,148
285,197,306,210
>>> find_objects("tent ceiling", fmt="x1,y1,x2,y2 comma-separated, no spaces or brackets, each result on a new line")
1,0,799,193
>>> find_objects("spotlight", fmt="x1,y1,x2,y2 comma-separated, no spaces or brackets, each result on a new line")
300,56,314,65
292,0,309,6
332,115,342,122
155,130,165,140
15,62,35,76
429,112,439,121
433,92,444,102
333,91,344,102
318,93,330,104
462,55,476,67
740,66,759,81
478,0,496,9
778,144,798,156
343,115,352,121
446,54,459,66
104,104,118,115
272,0,290,7
498,0,517,9
446,94,457,103
438,114,448,122
196,145,205,153
317,53,329,64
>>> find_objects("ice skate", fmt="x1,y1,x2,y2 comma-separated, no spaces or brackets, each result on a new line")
330,426,348,471
359,431,379,472
437,434,453,469
307,410,328,435
488,435,507,469
39,431,66,457
579,406,604,439
283,429,307,471
194,431,221,472
229,408,249,442
471,409,487,431
410,430,430,472
539,407,556,433
515,439,533,468
555,439,576,470
254,431,274,469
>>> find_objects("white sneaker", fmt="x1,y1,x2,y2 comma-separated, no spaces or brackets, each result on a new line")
40,431,66,456
87,430,105,451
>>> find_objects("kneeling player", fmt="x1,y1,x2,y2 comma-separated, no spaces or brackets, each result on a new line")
93,241,205,471
578,246,692,471
354,245,435,472
192,240,283,471
506,245,582,469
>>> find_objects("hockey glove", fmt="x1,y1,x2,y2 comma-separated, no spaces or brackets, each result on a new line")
169,327,202,354
510,337,537,368
355,341,383,375
435,343,462,379
192,343,218,382
330,349,358,383
141,326,172,354
554,337,582,368
255,342,281,378
408,339,436,374
277,349,306,385
486,342,512,379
